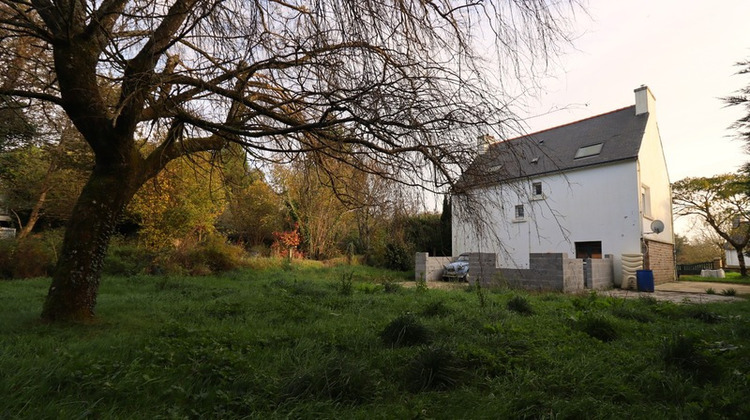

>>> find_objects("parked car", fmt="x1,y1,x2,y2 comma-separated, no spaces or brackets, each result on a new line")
442,253,469,282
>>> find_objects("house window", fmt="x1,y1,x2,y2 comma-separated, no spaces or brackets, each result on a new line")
514,204,525,220
532,182,543,197
641,185,652,218
574,143,603,159
575,241,602,259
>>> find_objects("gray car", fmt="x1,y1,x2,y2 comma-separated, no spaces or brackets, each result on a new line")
442,254,469,282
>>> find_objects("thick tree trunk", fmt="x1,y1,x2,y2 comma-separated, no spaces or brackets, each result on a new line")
41,166,139,322
736,246,747,277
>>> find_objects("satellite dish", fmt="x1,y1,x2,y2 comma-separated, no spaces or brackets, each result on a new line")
650,220,664,234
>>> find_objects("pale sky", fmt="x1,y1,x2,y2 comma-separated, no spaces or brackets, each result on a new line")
522,0,750,183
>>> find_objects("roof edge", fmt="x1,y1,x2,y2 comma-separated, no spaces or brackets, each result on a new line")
490,105,636,147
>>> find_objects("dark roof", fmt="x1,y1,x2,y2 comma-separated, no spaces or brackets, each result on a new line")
457,106,649,191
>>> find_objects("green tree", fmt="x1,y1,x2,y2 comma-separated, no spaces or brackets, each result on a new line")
218,171,284,249
672,174,750,276
0,0,580,321
0,123,91,236
126,155,225,250
674,234,723,265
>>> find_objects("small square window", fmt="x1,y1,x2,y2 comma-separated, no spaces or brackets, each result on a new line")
532,182,542,196
515,204,525,219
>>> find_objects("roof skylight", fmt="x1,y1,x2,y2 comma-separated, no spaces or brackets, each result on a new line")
574,143,603,159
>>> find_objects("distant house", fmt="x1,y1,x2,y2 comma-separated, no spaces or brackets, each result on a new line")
0,193,16,239
724,218,750,270
452,86,675,289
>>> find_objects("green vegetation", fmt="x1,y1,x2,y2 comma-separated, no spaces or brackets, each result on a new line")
679,271,750,285
2,266,750,418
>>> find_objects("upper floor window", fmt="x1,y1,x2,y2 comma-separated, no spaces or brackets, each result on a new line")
514,204,525,220
532,181,543,197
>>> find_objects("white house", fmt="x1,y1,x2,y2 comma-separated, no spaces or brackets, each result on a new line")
452,86,675,287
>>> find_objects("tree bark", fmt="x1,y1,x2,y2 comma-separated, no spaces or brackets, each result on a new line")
41,166,140,322
736,245,747,277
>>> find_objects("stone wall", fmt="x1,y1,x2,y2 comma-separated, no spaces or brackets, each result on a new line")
414,252,452,282
585,256,615,290
645,240,675,285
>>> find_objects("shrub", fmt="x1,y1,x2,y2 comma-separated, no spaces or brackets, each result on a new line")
421,301,452,317
406,346,465,392
157,235,245,275
662,334,720,382
281,356,375,404
381,277,402,294
415,273,428,293
706,288,716,295
507,295,533,315
574,313,619,342
0,237,56,279
384,241,412,271
720,288,736,296
380,313,431,348
103,243,155,276
338,272,354,296
685,306,722,324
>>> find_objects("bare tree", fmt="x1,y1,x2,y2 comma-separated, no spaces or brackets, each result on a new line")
0,0,579,321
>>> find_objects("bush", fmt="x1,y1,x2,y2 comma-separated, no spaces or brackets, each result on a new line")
720,288,736,296
574,313,619,342
507,295,534,315
157,235,245,275
0,237,56,279
103,243,155,276
384,241,412,271
421,301,452,317
685,306,722,324
281,356,375,404
337,272,354,296
662,334,720,382
380,313,431,348
406,346,465,392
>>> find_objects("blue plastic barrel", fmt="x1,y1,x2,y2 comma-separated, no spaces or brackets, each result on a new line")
636,270,654,292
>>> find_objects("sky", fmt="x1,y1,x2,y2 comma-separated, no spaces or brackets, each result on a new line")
521,0,750,183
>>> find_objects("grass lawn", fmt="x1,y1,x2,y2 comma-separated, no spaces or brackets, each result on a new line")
679,271,750,285
2,263,749,418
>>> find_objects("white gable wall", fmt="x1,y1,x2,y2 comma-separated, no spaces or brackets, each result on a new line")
453,160,642,284
636,111,674,244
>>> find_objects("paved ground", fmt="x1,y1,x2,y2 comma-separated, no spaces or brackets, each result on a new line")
601,283,745,304
413,280,748,304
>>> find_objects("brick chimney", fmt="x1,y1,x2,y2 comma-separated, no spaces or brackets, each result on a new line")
634,85,655,116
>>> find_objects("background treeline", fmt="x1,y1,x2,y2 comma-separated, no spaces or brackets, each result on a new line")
0,107,451,278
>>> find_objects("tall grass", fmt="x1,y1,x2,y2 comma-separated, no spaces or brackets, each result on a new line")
1,266,749,418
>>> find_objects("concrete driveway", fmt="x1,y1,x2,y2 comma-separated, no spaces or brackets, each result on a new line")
602,281,748,304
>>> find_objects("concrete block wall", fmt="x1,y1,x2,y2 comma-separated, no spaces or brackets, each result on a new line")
585,255,615,290
494,253,584,292
644,240,675,285
418,252,614,292
562,256,585,293
466,253,498,284
414,252,453,282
